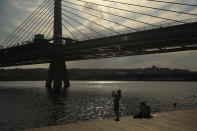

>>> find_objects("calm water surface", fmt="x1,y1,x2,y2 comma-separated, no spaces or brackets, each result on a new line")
0,81,197,131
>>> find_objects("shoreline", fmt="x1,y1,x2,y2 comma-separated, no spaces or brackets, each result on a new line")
1,80,197,81
22,108,197,131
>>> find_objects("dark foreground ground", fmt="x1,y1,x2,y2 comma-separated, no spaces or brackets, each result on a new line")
22,108,197,131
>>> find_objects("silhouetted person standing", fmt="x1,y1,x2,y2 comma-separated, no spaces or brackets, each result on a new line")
112,90,121,121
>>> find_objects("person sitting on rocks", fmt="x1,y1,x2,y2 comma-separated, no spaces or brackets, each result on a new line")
134,101,152,119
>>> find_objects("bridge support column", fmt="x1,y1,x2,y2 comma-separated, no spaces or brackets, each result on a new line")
45,56,70,90
53,57,63,90
45,62,54,89
63,62,70,88
45,0,70,90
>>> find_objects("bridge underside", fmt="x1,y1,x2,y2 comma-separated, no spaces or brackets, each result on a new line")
0,22,197,67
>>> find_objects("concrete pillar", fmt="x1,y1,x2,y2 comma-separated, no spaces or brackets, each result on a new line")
63,62,70,88
45,0,70,90
54,0,62,44
53,56,63,90
46,57,70,90
45,62,54,89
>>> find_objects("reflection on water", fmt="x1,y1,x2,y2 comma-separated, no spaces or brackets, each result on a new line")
0,81,197,131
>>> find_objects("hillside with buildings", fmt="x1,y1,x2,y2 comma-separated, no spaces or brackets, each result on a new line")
0,66,196,81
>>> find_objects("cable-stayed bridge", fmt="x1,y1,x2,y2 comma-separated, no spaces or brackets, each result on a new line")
0,0,197,89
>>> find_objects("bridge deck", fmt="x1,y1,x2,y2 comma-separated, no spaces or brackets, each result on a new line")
22,108,197,131
1,22,197,67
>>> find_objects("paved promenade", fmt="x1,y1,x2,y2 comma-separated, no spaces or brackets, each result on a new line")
22,109,197,131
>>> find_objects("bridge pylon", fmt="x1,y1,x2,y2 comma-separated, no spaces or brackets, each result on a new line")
45,0,70,90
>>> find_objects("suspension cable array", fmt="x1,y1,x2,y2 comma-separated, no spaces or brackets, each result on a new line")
62,1,159,28
62,23,77,39
61,0,197,40
1,0,51,47
62,8,119,34
1,0,197,48
62,5,138,31
2,0,54,48
67,0,186,24
101,0,197,16
19,6,54,43
62,17,90,39
145,0,197,7
17,2,54,44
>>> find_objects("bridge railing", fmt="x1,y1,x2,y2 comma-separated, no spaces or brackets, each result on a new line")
79,18,197,41
118,18,197,36
2,18,197,48
159,18,197,28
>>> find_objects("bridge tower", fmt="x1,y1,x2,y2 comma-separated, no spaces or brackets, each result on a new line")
45,0,70,90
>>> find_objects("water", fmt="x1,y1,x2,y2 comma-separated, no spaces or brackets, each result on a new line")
0,81,197,131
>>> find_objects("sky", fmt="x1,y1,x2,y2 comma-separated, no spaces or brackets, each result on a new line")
0,0,197,71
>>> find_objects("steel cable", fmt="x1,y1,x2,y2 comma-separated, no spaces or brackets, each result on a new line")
146,0,197,7
68,0,186,24
4,0,53,47
1,0,51,47
101,0,197,16
62,18,90,39
62,14,102,36
13,3,54,46
62,8,119,34
62,1,159,27
62,4,138,31
62,23,77,39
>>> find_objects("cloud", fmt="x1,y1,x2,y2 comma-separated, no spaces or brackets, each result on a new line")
7,0,42,10
66,50,197,71
0,0,197,70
